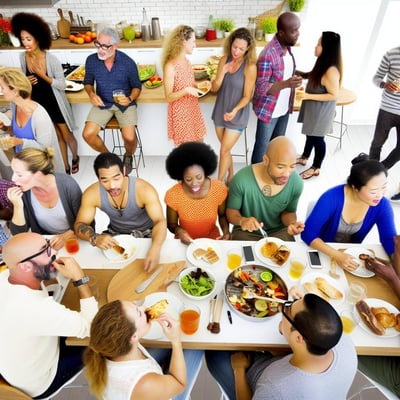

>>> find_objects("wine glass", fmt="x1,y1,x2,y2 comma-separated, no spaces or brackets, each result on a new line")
123,25,135,43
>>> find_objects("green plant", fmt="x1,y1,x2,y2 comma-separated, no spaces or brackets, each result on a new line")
260,17,277,34
212,18,234,32
288,0,305,12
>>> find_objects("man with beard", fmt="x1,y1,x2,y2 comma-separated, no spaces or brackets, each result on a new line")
74,152,166,272
227,136,304,241
82,27,141,175
0,232,98,398
251,12,303,164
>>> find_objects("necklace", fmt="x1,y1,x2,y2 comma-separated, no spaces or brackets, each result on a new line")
110,190,126,217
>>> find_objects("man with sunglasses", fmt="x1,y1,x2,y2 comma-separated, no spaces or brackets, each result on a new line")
0,232,98,398
82,27,141,175
206,293,357,400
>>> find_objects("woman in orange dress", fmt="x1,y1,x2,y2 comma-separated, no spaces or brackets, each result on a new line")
162,25,211,146
165,142,230,244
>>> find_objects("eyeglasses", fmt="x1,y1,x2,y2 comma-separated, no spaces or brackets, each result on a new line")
93,39,113,51
20,239,52,263
280,300,308,340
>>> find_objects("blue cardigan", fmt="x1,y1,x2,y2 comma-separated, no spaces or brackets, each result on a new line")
301,184,396,256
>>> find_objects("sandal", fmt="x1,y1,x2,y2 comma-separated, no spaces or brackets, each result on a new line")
296,156,308,166
300,167,320,180
71,156,80,174
65,167,71,175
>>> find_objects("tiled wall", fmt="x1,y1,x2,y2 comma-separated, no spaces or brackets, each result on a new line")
0,0,301,33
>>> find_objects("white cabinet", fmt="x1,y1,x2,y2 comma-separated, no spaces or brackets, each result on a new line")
0,49,24,67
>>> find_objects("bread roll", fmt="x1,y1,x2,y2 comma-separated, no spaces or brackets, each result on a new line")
315,277,343,299
303,282,329,301
375,312,396,328
371,307,390,316
261,241,278,258
356,300,385,335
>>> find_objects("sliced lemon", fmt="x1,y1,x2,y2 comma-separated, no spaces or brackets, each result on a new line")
260,270,273,282
254,299,268,312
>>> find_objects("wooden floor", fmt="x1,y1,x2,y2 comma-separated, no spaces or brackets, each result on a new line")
52,123,400,400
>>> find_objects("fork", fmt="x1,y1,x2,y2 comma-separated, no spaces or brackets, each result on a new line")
259,227,268,238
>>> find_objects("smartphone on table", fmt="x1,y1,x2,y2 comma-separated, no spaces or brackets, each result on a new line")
307,250,322,269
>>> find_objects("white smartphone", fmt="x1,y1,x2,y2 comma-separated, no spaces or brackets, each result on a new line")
307,250,322,269
243,245,255,264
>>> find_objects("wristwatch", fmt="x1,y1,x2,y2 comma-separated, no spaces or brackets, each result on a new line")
380,81,385,89
89,234,98,247
73,275,89,287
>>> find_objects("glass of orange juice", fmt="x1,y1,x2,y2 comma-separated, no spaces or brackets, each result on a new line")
288,258,306,280
227,248,242,270
180,304,201,335
65,237,79,254
340,309,357,334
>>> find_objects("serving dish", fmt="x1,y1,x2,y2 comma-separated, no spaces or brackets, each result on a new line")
344,246,375,278
65,80,84,92
178,266,216,301
65,65,85,82
143,78,163,89
197,84,210,98
192,64,209,80
225,264,288,321
186,238,223,267
103,234,137,263
138,64,156,82
254,237,290,267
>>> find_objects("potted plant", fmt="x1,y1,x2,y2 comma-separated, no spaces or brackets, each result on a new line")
288,0,305,13
260,17,277,42
213,18,234,38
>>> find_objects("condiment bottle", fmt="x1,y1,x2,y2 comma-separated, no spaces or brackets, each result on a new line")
205,15,216,41
151,17,161,40
247,17,256,38
141,8,151,41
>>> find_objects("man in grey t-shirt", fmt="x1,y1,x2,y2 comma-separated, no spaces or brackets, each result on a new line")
206,293,357,400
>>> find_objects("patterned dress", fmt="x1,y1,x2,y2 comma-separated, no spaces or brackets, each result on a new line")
167,59,207,145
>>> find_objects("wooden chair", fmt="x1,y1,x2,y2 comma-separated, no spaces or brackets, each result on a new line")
0,376,32,400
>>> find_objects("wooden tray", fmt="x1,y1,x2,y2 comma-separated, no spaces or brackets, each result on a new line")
107,259,186,302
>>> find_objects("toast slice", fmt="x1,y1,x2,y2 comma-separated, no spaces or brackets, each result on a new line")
203,249,219,264
193,248,207,259
145,299,168,322
315,277,343,299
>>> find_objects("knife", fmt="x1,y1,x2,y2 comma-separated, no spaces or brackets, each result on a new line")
135,267,162,293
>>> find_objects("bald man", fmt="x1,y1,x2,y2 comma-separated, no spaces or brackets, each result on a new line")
0,232,98,398
227,136,304,241
251,12,303,164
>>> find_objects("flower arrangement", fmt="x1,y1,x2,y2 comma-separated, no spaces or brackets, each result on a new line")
0,18,12,47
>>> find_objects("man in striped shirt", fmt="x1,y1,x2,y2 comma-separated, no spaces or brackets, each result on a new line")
251,12,303,164
368,46,400,201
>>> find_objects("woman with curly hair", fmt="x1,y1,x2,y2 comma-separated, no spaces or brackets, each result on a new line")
162,25,211,146
211,27,257,182
84,300,187,400
11,12,79,175
296,31,343,179
165,141,229,244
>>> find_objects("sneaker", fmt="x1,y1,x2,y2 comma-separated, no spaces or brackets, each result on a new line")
123,154,133,175
391,192,400,202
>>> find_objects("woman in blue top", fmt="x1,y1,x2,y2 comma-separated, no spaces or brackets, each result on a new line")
301,154,396,271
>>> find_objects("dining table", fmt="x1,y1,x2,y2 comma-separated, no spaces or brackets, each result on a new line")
60,237,400,356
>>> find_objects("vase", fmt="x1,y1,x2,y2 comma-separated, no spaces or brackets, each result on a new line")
265,33,274,42
216,29,223,39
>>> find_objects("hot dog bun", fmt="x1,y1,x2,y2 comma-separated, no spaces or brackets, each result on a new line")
113,244,125,254
303,282,329,301
356,300,385,335
145,299,168,322
315,277,343,299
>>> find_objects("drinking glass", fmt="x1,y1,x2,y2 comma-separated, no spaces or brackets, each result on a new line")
65,237,79,254
340,308,357,334
113,89,125,104
123,25,135,43
180,304,200,335
227,248,242,270
288,258,306,280
347,282,366,304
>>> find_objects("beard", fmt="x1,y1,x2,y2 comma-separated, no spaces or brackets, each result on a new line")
31,255,57,281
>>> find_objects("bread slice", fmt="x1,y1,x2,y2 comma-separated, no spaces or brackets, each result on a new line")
193,248,207,259
375,312,396,328
261,241,278,258
271,245,290,266
315,277,343,299
303,282,329,301
203,249,219,264
145,299,168,321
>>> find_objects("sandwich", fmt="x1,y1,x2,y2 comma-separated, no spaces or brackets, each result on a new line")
145,299,169,322
271,245,290,266
315,277,343,299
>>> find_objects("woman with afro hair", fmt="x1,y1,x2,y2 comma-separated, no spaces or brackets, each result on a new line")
165,142,230,244
11,12,79,175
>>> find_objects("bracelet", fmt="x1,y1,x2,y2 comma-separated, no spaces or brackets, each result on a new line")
89,234,98,247
73,275,89,287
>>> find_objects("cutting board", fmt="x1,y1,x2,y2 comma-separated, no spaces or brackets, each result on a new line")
107,259,186,302
57,8,70,39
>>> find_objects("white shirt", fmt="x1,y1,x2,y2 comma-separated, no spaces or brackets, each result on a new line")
272,51,294,118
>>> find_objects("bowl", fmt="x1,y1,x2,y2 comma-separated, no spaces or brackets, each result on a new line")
192,64,209,80
224,264,288,321
178,266,216,301
194,26,206,39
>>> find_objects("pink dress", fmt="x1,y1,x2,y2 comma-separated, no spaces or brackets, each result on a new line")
167,59,207,146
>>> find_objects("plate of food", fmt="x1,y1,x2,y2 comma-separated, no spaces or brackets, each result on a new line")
103,234,137,263
65,80,84,92
300,272,345,305
186,238,222,267
138,64,156,82
225,264,288,321
197,83,210,98
355,298,400,338
254,237,290,267
344,247,375,278
65,65,85,82
143,76,163,89
142,292,184,340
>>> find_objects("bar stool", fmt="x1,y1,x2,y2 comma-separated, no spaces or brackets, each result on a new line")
101,117,145,177
231,128,249,165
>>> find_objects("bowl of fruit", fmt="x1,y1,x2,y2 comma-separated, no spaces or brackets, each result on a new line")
178,267,216,301
144,76,163,89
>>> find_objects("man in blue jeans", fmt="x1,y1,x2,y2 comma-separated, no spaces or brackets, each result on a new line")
251,12,303,164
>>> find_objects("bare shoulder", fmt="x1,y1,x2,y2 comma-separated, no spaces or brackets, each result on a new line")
131,373,169,400
82,182,101,206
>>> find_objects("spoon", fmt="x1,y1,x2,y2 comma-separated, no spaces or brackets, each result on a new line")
242,288,286,304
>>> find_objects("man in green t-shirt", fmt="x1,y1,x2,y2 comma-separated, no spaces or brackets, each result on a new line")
227,136,304,241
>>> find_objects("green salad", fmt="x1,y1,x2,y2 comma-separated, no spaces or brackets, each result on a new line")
180,268,214,297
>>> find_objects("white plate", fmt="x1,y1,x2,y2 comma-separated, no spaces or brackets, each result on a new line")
300,272,345,306
344,247,375,278
197,85,210,98
254,237,289,267
65,80,84,92
142,292,184,340
186,238,223,267
103,235,137,263
355,298,400,338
